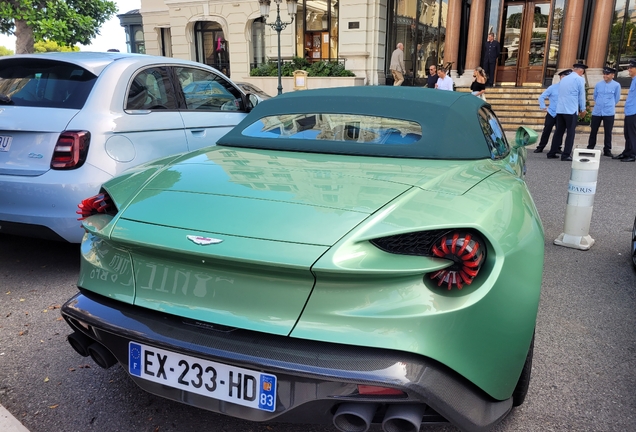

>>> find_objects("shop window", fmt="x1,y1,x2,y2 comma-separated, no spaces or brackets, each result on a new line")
125,24,145,54
299,0,339,61
252,18,266,69
195,22,230,77
386,0,447,85
160,28,172,57
607,0,636,87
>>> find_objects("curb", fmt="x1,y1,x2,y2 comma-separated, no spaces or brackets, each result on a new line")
0,405,29,432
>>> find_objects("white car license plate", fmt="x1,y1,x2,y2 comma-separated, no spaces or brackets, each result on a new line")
129,342,277,412
0,135,12,152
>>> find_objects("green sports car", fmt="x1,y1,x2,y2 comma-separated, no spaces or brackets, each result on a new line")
61,87,544,432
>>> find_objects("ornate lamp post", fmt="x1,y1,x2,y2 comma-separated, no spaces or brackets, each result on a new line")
259,0,298,95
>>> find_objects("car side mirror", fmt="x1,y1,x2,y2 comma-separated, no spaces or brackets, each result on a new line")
242,93,259,112
514,126,538,148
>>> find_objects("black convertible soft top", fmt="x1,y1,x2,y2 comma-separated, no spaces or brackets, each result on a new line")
218,86,493,159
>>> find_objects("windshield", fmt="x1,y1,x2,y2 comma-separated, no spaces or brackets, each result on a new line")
242,114,422,145
0,58,97,109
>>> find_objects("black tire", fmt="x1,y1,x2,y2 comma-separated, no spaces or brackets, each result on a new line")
631,216,636,270
512,333,534,407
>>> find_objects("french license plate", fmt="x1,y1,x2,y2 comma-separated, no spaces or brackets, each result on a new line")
0,135,12,152
128,342,277,412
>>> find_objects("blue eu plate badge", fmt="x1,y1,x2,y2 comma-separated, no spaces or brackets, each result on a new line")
259,374,277,411
129,342,142,376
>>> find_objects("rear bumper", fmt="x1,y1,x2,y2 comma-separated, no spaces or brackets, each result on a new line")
0,164,110,242
62,290,512,432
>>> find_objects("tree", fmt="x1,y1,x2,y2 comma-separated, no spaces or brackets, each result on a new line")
0,0,118,54
0,46,14,56
34,40,80,53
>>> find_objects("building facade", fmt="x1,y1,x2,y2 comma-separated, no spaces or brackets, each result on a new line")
136,0,634,88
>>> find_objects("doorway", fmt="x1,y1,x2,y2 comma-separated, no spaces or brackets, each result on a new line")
496,1,551,86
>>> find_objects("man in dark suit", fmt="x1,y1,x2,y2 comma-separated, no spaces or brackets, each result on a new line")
482,32,500,86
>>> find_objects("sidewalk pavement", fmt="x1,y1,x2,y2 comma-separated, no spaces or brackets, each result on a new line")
0,405,29,432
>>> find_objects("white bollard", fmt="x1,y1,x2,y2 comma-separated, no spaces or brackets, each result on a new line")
554,148,601,251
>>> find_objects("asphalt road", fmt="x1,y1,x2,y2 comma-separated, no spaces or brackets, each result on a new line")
1,144,635,432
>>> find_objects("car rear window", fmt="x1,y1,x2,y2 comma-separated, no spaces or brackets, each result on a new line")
241,114,422,145
0,58,97,109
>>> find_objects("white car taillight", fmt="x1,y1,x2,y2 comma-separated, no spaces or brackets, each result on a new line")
51,131,90,170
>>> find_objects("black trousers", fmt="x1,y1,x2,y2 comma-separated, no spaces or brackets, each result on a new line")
549,113,577,158
537,113,557,150
623,114,636,157
483,58,496,86
587,115,614,151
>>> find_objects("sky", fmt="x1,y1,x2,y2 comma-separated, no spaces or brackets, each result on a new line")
0,0,141,53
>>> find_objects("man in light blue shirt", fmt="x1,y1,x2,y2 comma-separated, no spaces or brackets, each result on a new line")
547,63,588,161
534,69,572,153
614,60,636,162
587,67,621,156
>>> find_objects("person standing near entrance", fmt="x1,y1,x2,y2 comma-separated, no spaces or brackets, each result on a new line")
613,60,636,162
427,64,439,88
390,43,406,86
587,67,621,157
547,63,587,161
482,33,500,87
435,66,453,91
534,69,572,153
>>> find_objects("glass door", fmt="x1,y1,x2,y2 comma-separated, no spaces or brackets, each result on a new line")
497,1,551,86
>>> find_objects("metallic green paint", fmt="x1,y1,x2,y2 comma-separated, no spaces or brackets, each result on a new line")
295,172,543,400
77,128,542,402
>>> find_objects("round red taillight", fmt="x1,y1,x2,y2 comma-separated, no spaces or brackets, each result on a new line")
429,231,485,290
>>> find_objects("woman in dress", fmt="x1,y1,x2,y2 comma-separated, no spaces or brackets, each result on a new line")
470,67,487,100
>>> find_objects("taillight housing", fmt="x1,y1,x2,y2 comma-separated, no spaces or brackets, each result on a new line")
51,131,90,170
370,229,487,291
430,231,485,290
77,190,117,220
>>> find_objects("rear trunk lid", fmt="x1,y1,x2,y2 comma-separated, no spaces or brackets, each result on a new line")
108,146,496,334
0,107,78,176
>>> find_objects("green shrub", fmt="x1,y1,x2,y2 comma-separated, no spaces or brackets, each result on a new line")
250,58,355,77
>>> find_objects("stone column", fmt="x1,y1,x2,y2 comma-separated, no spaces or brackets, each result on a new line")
443,0,462,77
457,0,487,87
586,0,614,87
557,0,585,70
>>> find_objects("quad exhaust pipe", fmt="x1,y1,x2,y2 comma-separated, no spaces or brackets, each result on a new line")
381,404,425,432
333,403,378,432
332,403,425,432
67,332,117,369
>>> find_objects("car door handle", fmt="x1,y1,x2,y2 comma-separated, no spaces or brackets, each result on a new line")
190,129,205,135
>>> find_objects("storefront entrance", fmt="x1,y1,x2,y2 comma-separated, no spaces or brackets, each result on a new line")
496,0,551,86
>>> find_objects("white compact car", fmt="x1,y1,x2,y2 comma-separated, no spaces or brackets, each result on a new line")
0,52,259,242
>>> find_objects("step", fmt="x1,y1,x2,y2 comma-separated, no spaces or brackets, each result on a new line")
456,86,627,131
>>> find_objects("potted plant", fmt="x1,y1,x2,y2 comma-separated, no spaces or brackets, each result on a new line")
578,99,592,125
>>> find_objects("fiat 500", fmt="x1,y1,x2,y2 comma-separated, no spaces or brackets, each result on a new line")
0,52,258,242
